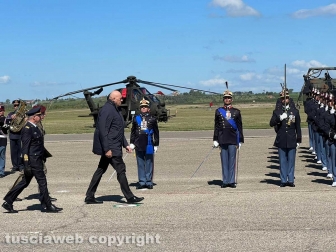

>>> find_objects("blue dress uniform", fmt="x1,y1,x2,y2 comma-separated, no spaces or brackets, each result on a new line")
270,101,302,187
2,107,62,213
5,100,24,172
320,103,336,176
213,91,244,187
130,99,159,189
304,96,315,151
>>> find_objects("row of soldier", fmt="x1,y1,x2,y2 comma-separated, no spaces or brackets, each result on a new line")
304,88,336,186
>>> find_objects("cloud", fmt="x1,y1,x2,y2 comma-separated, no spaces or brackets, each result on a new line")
0,75,10,84
213,55,255,62
211,0,261,17
199,76,229,87
239,72,261,81
292,3,336,19
291,60,327,69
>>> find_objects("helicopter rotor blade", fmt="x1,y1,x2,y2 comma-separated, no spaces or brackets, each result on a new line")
137,80,178,92
138,80,222,95
52,79,128,100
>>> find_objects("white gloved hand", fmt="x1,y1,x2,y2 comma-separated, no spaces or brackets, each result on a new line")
325,105,329,112
320,103,324,108
239,143,242,150
154,146,158,153
318,100,321,105
279,113,288,121
330,108,335,114
334,134,336,140
297,143,300,148
213,141,219,148
129,144,135,150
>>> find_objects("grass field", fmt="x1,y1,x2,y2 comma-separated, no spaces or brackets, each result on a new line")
40,103,308,134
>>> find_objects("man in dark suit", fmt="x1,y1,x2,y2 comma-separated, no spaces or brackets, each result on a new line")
270,91,302,187
130,98,159,189
2,107,62,213
213,90,244,188
85,90,144,204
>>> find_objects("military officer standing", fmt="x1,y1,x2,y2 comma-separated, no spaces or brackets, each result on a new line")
2,107,62,213
130,98,159,189
270,91,302,187
213,90,244,188
0,105,9,178
6,100,24,172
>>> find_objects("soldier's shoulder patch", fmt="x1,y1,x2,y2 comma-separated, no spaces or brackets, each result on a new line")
25,126,30,129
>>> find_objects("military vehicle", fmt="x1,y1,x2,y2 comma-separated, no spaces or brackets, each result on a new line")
52,76,221,127
297,67,336,107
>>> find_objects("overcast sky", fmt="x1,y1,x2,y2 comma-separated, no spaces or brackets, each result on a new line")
1,0,336,101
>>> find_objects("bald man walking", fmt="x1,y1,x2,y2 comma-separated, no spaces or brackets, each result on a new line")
85,91,144,204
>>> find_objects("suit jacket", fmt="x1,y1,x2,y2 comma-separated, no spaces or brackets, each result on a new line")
270,107,301,149
21,121,45,167
130,113,159,151
92,100,128,157
213,106,244,145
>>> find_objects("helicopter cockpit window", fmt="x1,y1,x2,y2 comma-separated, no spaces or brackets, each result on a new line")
132,89,142,101
140,88,151,95
148,94,160,103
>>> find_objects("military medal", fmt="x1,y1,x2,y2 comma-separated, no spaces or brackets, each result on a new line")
141,117,148,130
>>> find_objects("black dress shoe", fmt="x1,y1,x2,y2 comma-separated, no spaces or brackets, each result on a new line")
0,174,5,178
50,197,57,202
221,184,229,188
85,198,103,204
44,204,63,213
147,185,153,189
229,183,237,188
15,198,23,201
280,183,286,187
136,185,146,189
287,182,295,187
2,202,18,213
127,196,144,203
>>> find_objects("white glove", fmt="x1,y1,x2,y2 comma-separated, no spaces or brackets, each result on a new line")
297,143,300,148
325,105,329,112
213,141,219,148
318,100,321,105
238,143,242,150
279,113,288,121
330,108,335,114
320,103,324,108
129,144,135,150
334,134,336,140
154,146,158,153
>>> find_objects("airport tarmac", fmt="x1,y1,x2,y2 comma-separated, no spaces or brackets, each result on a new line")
1,129,335,251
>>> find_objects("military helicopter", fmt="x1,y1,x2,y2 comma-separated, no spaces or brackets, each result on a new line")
52,76,221,127
297,67,336,107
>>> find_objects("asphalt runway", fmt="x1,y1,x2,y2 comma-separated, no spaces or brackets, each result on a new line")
1,128,336,251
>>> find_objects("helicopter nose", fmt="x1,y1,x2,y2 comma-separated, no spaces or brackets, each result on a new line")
157,107,168,122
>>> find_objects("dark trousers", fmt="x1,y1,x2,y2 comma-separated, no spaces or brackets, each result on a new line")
10,138,24,170
4,156,51,207
85,155,134,200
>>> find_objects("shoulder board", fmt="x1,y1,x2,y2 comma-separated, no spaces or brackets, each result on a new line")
25,126,30,129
